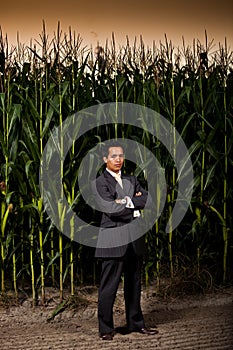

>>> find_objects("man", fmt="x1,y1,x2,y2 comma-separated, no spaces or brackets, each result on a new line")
93,142,158,340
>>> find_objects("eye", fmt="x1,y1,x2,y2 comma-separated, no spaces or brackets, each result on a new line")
110,154,124,159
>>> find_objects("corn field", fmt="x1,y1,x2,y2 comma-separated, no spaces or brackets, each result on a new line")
0,24,233,304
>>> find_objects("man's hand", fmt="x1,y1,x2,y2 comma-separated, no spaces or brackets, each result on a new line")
115,198,127,204
135,192,142,197
115,196,132,207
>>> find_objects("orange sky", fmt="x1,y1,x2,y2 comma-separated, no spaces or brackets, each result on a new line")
0,0,232,49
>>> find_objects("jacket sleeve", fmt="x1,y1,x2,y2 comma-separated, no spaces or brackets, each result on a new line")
131,177,149,209
91,177,133,220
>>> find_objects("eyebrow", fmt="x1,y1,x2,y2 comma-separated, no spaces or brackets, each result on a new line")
110,153,124,157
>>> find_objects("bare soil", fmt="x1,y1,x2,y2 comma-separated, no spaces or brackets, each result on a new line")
0,285,233,350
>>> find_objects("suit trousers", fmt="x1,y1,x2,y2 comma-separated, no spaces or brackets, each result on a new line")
98,243,145,334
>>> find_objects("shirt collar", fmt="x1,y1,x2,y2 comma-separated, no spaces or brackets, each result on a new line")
106,168,121,178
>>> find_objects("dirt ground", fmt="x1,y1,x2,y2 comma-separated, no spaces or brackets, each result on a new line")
0,285,233,350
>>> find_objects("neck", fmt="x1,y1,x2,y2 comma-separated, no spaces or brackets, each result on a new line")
106,168,121,176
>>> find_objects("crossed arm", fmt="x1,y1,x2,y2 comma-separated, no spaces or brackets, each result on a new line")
93,176,148,218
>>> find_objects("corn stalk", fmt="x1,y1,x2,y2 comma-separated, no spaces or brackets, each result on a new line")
0,26,232,297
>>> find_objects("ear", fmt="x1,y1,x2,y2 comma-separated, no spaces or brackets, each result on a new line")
103,157,107,163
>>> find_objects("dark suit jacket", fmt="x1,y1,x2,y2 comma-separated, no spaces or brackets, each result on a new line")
93,170,148,258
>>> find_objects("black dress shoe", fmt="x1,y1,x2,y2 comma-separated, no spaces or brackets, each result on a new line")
100,333,113,340
138,327,158,335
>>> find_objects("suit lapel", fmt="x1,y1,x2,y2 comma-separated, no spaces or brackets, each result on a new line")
122,174,134,197
103,170,120,195
103,170,135,198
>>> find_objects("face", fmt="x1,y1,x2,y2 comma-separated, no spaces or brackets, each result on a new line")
104,146,124,173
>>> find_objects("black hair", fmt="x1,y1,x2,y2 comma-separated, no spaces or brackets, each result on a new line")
101,141,124,158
